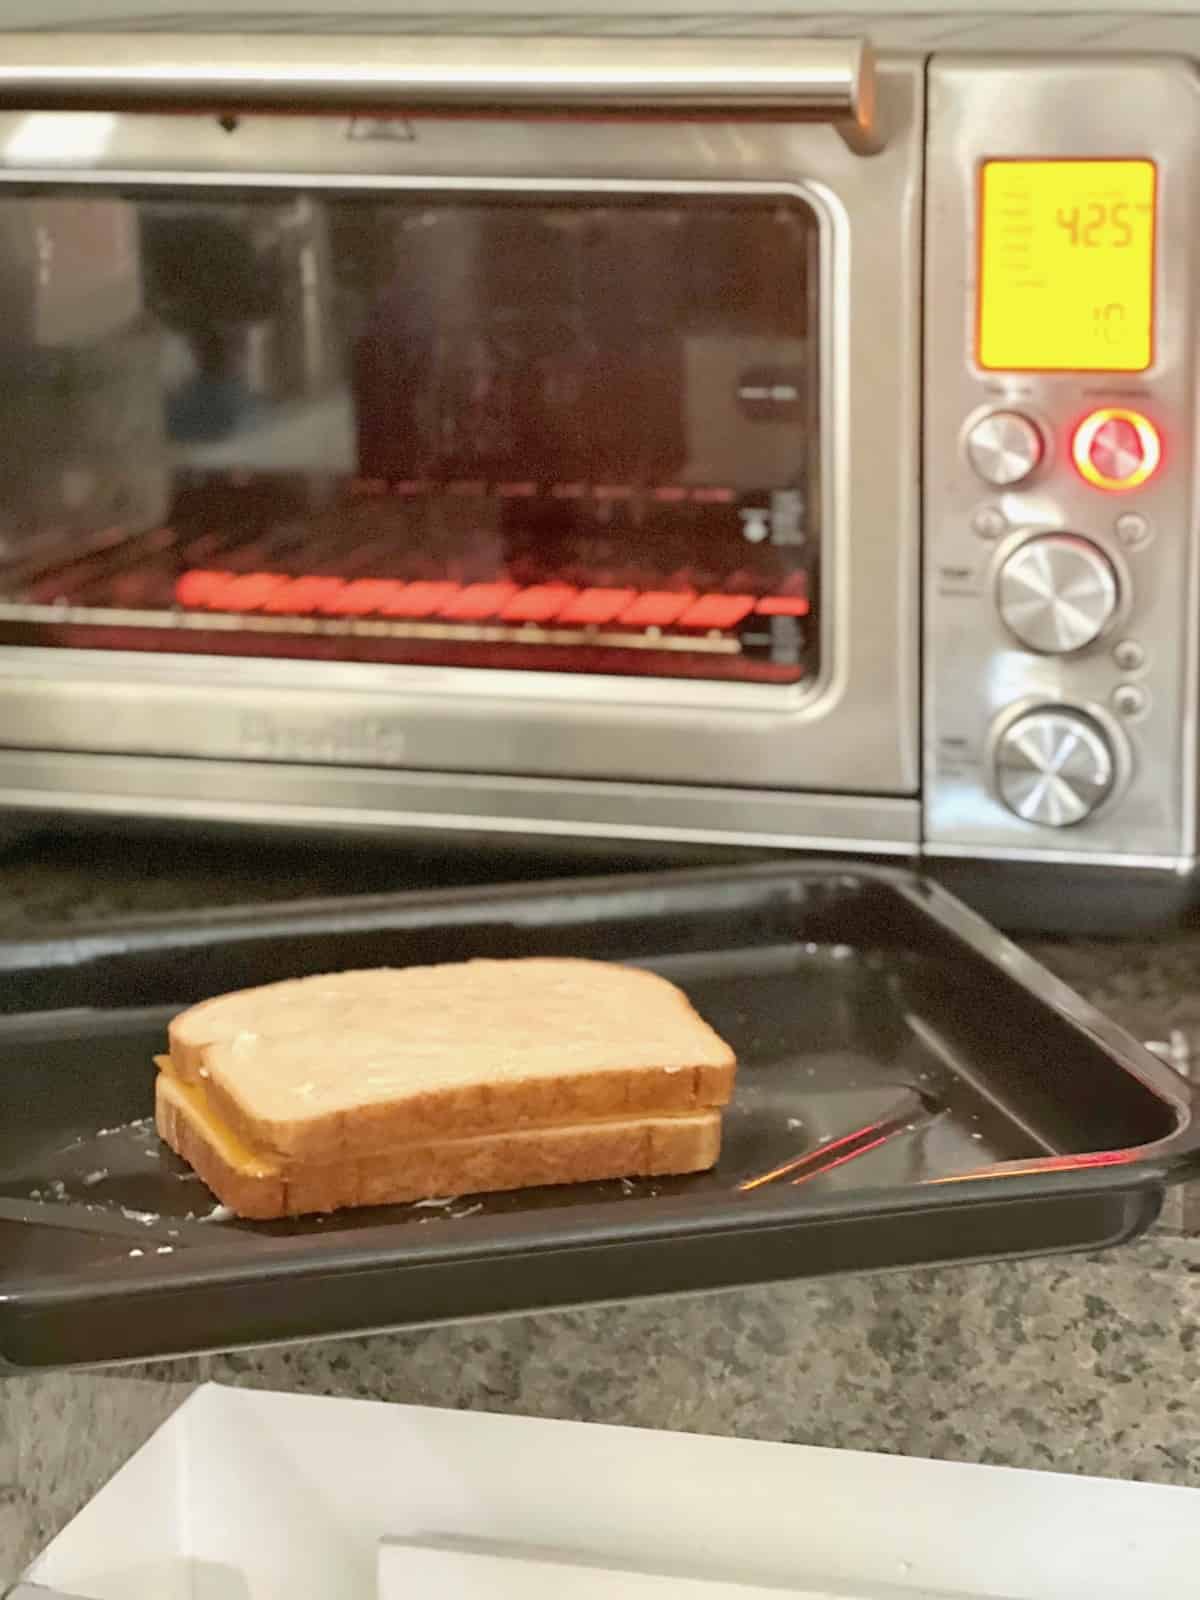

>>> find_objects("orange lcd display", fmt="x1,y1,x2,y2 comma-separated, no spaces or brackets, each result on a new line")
978,159,1156,373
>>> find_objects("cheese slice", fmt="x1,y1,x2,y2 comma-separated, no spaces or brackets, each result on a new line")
155,1056,278,1176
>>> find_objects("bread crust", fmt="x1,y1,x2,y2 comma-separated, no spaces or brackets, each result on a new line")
168,958,735,1163
156,1073,722,1221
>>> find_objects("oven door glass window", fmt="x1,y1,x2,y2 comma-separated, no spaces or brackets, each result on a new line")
0,192,819,685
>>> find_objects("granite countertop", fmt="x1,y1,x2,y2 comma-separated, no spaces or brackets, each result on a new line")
4,828,1200,1582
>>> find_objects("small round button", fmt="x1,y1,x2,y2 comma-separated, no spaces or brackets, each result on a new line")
1114,510,1153,549
1112,683,1148,719
1072,408,1161,492
1112,639,1146,673
966,410,1043,487
971,505,1007,540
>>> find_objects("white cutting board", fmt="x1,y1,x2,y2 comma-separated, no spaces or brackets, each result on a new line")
378,1537,1020,1600
29,1383,1200,1600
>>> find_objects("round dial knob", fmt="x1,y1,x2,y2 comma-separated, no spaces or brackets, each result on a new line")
993,708,1116,828
997,533,1118,654
965,410,1043,487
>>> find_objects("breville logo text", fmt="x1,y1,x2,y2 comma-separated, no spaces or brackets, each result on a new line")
240,714,407,765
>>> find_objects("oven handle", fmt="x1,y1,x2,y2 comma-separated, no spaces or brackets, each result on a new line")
0,33,879,151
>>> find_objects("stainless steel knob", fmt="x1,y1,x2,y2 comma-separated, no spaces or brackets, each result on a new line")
993,707,1115,827
965,410,1043,487
997,534,1118,654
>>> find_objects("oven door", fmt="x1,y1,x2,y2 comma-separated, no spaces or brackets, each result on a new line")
0,36,922,851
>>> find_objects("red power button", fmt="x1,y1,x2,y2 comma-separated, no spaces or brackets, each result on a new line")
1071,408,1162,492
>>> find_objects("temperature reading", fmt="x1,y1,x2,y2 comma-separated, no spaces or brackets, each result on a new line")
1094,302,1126,345
1054,202,1137,248
979,159,1155,372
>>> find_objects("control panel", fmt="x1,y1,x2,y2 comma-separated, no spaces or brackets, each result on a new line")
924,56,1199,864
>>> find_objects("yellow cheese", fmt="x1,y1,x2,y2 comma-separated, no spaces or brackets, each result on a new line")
155,1057,279,1177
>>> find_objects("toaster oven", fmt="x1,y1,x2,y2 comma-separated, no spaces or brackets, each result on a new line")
0,25,1197,912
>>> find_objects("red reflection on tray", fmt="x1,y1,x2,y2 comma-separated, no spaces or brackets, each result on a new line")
755,595,810,618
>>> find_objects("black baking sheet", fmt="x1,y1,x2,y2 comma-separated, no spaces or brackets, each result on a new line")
0,862,1196,1369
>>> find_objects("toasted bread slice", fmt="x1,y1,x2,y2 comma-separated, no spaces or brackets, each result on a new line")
156,1072,722,1220
167,959,735,1164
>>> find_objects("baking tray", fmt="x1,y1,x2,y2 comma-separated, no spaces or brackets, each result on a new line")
1,861,1197,1370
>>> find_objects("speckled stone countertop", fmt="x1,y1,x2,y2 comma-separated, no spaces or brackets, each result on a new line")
4,829,1200,1584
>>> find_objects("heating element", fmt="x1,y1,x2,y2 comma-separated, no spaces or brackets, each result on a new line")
0,472,813,681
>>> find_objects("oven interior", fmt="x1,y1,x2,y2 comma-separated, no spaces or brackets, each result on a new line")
0,188,822,687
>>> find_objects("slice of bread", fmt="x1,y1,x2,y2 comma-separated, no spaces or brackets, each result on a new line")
167,958,735,1164
156,1072,722,1220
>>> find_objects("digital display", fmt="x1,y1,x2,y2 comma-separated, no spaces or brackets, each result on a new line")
978,159,1156,372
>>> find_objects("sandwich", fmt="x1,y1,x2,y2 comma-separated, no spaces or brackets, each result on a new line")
154,957,736,1219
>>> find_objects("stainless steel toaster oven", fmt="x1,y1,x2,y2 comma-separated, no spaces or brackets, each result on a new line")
0,20,1197,911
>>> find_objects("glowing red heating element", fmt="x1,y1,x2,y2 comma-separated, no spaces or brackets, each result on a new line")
319,579,406,616
500,584,576,623
440,582,519,621
175,572,809,630
678,595,756,629
264,576,345,614
619,592,695,628
382,581,460,618
556,588,636,626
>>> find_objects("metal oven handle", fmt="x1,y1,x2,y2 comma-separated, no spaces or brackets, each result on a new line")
0,33,879,150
